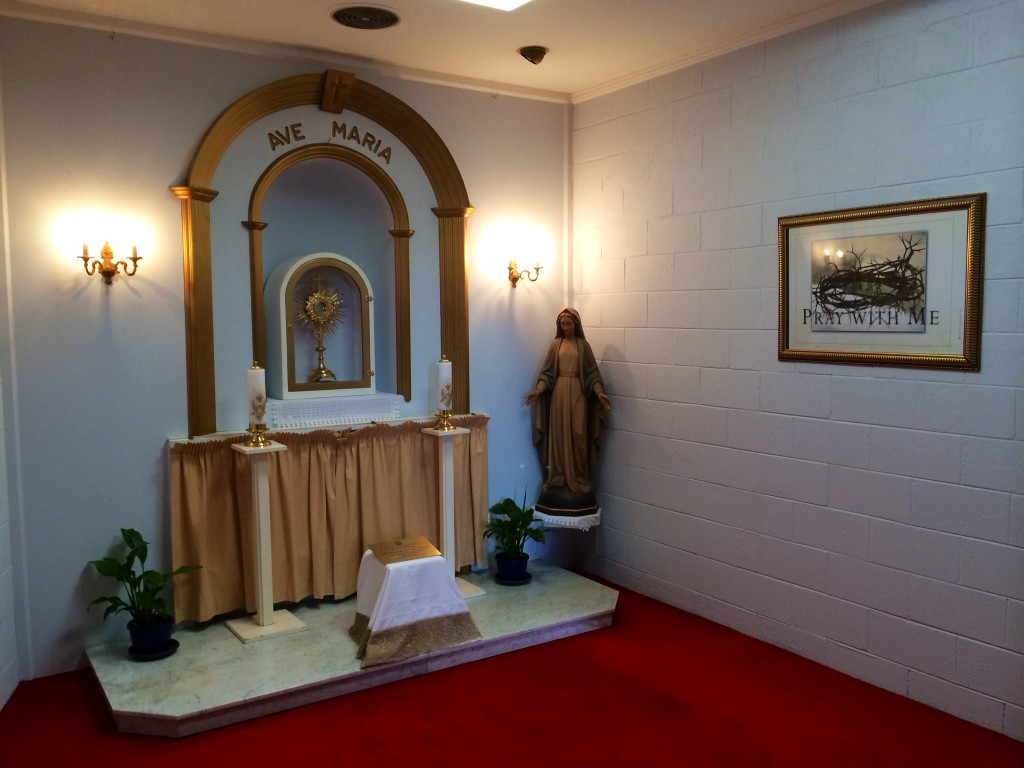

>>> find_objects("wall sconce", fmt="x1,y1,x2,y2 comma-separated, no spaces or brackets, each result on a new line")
508,259,542,288
79,242,142,285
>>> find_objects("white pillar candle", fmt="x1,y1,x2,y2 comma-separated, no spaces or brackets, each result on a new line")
437,358,452,411
247,365,266,426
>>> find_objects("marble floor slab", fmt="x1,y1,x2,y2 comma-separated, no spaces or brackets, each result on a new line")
86,561,618,737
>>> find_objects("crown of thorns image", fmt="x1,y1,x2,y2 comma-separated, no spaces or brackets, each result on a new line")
812,233,925,319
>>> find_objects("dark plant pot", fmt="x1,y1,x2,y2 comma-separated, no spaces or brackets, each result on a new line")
127,616,178,661
494,552,531,586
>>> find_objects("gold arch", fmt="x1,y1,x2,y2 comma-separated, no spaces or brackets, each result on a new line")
171,70,472,436
246,143,412,402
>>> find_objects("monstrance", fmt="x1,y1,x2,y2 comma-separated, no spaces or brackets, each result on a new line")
295,276,344,382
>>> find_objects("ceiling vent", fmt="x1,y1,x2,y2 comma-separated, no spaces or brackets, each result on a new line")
332,6,401,30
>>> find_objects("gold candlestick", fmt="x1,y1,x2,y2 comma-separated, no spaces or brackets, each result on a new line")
246,422,271,448
435,409,455,431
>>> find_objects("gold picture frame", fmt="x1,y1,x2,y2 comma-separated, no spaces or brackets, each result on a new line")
778,193,986,370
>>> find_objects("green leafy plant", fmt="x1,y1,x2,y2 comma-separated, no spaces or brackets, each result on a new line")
88,528,200,628
483,493,545,560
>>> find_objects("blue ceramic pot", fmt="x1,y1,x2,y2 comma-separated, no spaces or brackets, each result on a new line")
127,616,176,660
495,552,531,585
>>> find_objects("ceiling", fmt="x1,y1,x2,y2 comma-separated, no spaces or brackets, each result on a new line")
0,0,884,101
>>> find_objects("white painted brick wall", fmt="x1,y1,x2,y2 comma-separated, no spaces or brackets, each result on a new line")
868,427,963,484
647,365,698,403
869,519,961,583
792,502,871,560
730,330,789,373
1008,600,1024,654
727,410,794,456
675,329,730,368
912,383,1016,438
961,539,1024,601
757,537,829,590
1012,495,1024,546
963,436,1024,494
828,466,912,523
790,587,869,650
908,576,1007,647
761,372,831,418
911,479,1011,542
867,612,957,680
648,291,699,329
699,288,762,330
670,404,727,444
792,417,871,469
909,670,1007,732
826,643,908,696
698,368,759,410
956,638,1024,709
624,253,675,292
577,0,1023,740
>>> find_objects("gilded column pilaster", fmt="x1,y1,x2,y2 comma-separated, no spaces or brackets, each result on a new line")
170,185,219,437
433,207,474,414
390,229,414,402
243,220,269,367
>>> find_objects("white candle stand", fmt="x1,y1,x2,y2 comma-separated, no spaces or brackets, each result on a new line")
225,441,308,643
422,425,485,599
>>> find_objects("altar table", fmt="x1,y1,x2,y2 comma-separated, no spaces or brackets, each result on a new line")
349,547,481,666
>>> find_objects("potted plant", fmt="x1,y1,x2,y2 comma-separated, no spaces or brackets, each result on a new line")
483,494,545,585
88,527,200,660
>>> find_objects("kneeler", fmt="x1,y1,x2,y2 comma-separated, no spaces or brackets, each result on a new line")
349,538,481,666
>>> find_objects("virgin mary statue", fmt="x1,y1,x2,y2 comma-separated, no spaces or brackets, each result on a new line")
523,308,611,516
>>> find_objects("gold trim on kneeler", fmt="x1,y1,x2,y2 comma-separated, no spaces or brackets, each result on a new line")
352,611,482,666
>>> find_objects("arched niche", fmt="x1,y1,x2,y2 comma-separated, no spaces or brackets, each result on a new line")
171,70,472,437
246,143,411,405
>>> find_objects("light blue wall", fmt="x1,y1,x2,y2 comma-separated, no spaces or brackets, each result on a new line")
0,369,15,707
0,18,568,680
0,45,15,706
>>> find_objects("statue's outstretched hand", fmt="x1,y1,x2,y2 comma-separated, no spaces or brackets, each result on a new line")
597,391,612,410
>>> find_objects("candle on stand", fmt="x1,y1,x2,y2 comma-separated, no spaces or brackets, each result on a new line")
247,364,266,426
82,243,88,258
437,357,452,412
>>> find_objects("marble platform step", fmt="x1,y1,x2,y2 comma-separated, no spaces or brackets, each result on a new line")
86,561,618,737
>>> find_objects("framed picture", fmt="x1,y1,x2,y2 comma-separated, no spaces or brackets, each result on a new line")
778,193,986,370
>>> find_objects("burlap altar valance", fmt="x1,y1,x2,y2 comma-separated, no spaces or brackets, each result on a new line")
169,415,489,623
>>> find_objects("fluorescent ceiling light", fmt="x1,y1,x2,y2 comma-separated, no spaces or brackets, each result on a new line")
459,0,533,10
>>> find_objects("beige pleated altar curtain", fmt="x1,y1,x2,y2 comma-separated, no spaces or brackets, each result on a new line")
169,415,489,623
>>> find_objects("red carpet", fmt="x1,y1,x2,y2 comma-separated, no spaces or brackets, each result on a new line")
1,582,1021,766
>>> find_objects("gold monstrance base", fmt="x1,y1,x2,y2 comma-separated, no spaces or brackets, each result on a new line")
309,339,336,383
